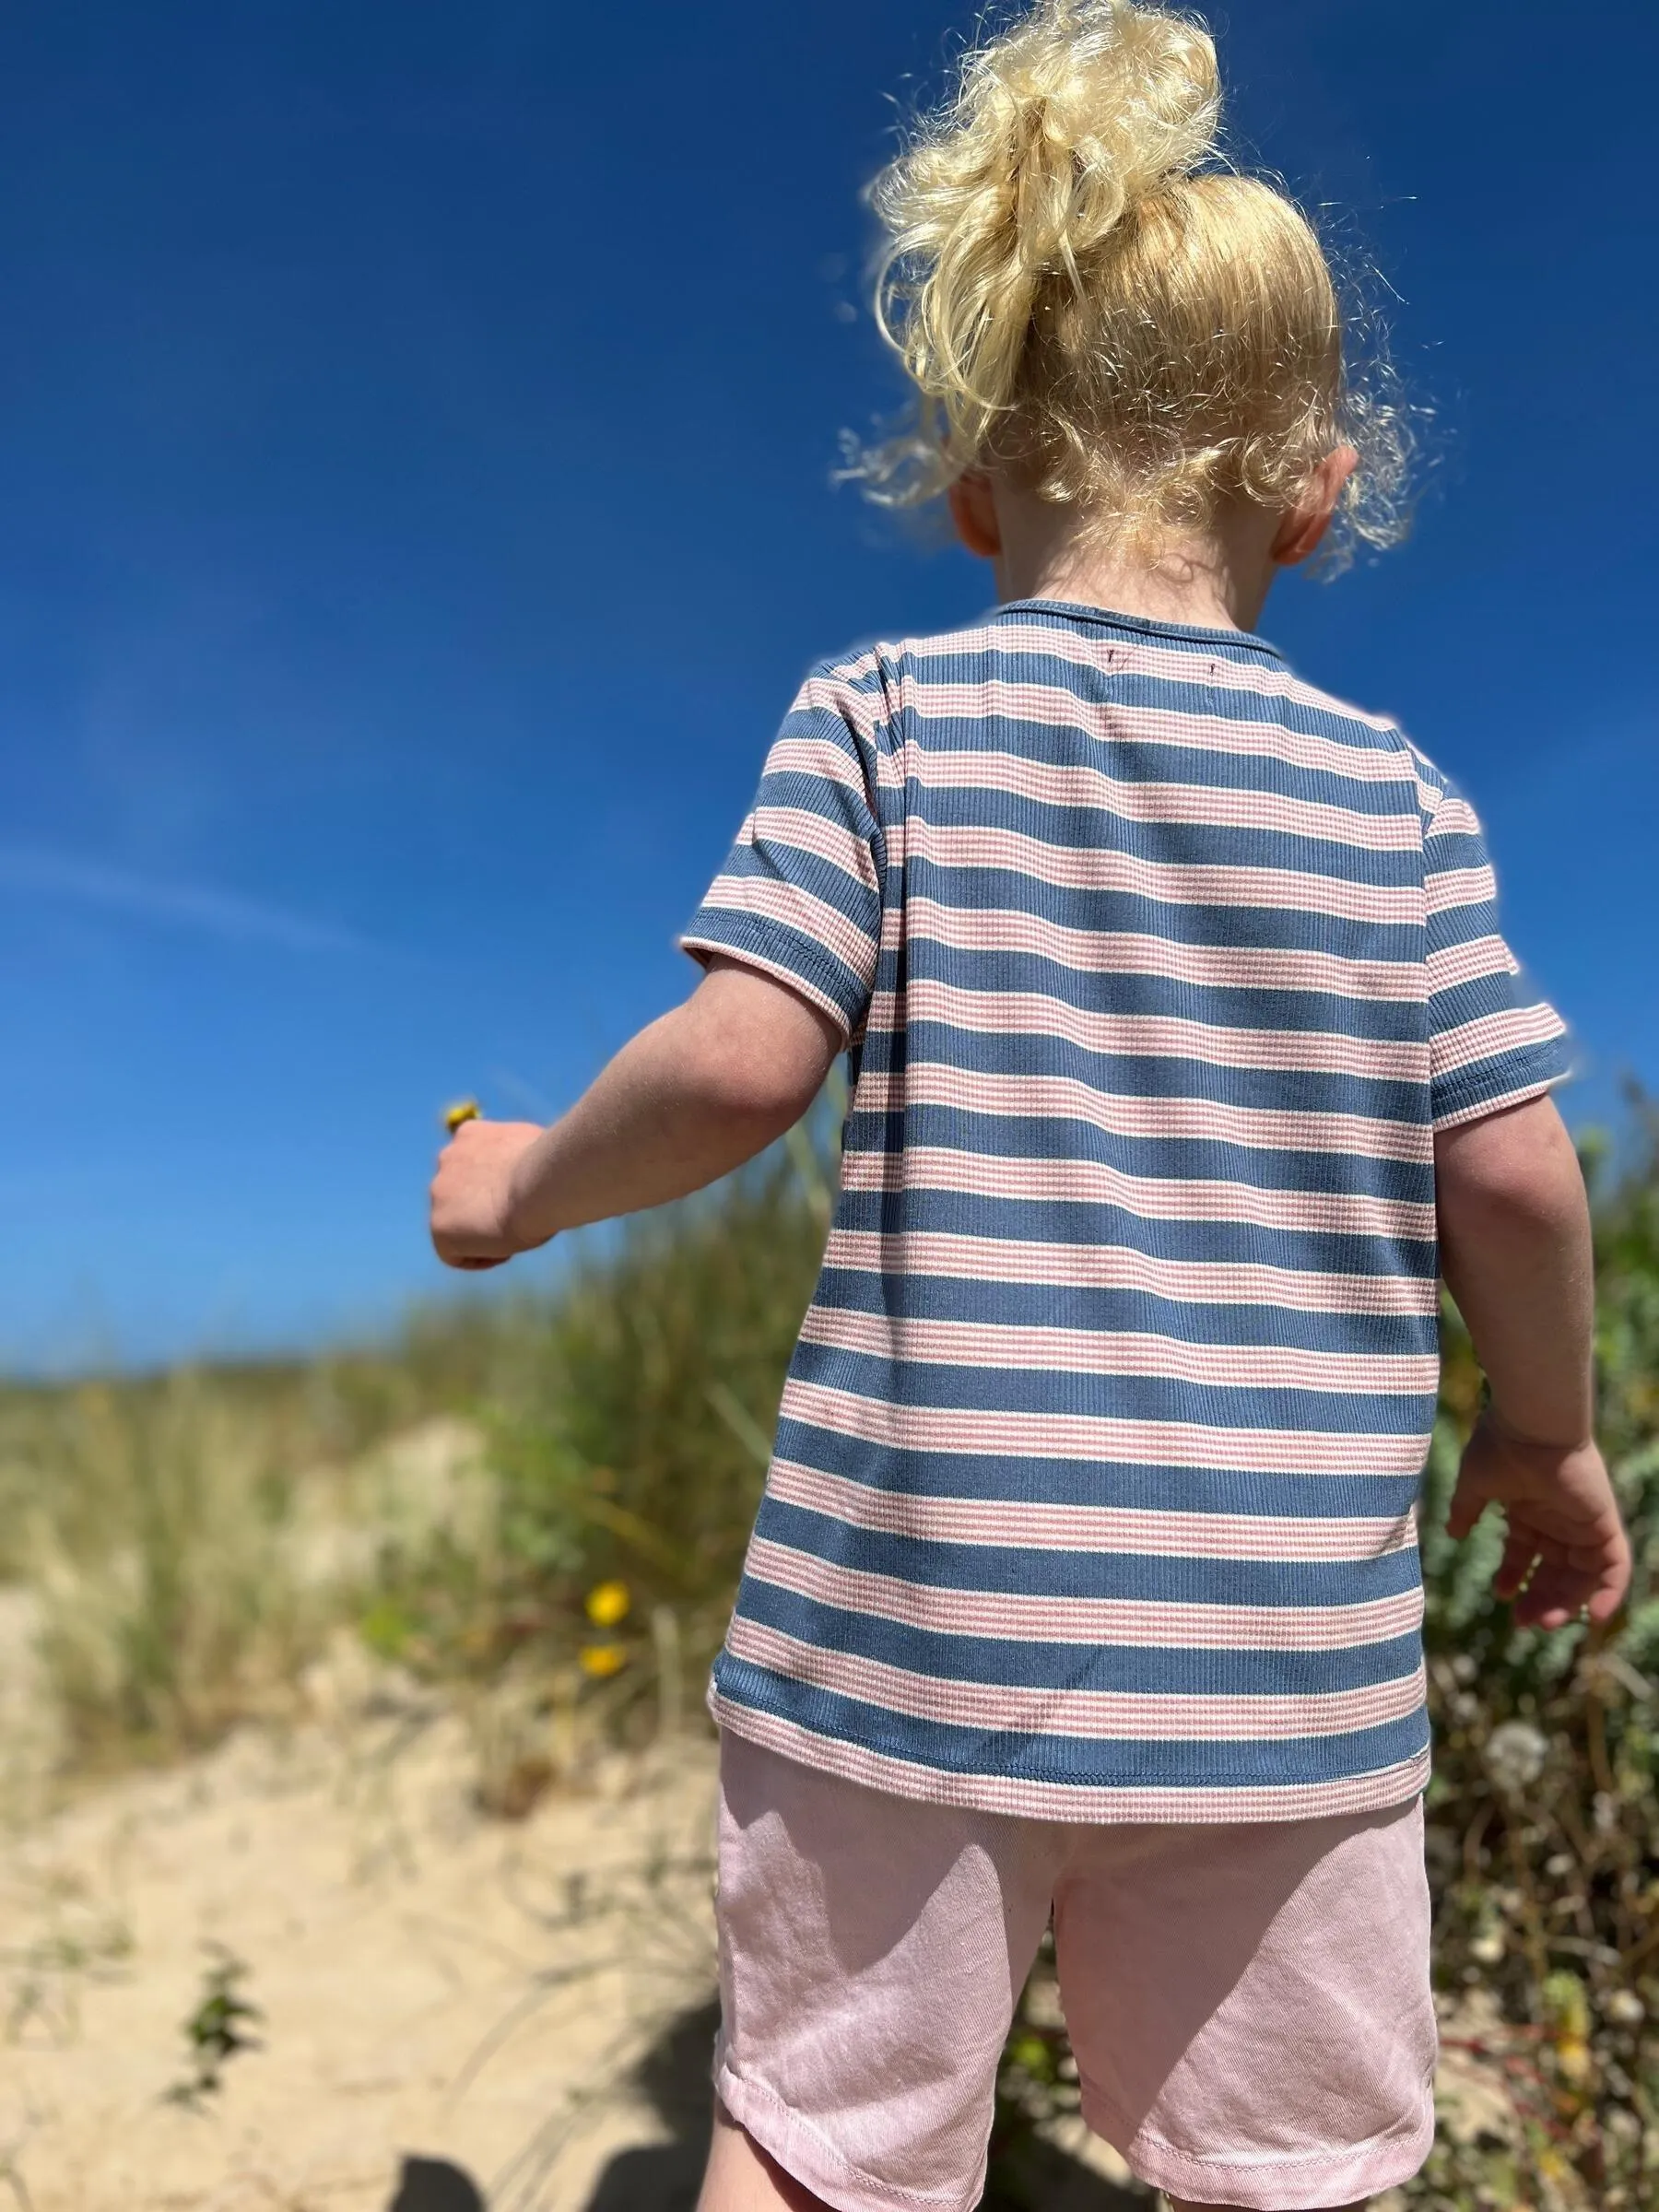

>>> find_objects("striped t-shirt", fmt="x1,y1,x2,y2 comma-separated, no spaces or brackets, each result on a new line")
681,599,1568,1823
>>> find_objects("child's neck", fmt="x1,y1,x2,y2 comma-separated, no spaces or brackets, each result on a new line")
990,487,1279,635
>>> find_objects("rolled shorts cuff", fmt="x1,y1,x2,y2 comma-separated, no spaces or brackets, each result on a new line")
1085,2078,1438,2210
715,2058,985,2212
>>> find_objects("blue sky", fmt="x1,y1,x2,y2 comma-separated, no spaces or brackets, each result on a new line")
3,0,1655,1370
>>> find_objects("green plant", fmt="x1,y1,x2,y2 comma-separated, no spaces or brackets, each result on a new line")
12,1375,324,1762
162,1946,264,2111
364,1124,837,1761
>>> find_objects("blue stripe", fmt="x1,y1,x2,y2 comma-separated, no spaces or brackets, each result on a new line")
785,1340,1439,1436
842,1105,1437,1202
904,852,1426,960
680,613,1562,1816
833,1185,1437,1278
809,1265,1442,1358
771,1420,1429,1516
753,1497,1426,1606
902,943,1431,1043
909,785,1424,887
712,1654,1433,1791
737,1576,1422,1696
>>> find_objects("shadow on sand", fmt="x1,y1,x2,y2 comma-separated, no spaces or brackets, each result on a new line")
576,1997,1149,2212
385,2156,486,2211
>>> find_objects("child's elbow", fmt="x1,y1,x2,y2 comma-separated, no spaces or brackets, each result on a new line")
697,1043,830,1133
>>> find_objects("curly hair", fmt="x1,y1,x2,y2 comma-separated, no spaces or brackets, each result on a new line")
845,0,1409,566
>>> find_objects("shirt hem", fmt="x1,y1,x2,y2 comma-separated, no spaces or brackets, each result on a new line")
708,1686,1431,1827
679,931,856,1042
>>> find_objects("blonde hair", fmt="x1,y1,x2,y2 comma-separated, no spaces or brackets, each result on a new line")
848,0,1408,561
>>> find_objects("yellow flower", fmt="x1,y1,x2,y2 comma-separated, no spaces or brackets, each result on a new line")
584,1580,630,1629
1554,2035,1594,2088
579,1643,627,1678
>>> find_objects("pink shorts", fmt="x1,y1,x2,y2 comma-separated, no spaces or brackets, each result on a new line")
712,1734,1436,2212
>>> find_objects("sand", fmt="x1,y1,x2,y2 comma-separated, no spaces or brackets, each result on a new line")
0,1638,723,2212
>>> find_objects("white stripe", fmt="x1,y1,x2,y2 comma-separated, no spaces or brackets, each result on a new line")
853,1062,1436,1165
820,1228,1441,1320
745,1536,1425,1652
725,1618,1428,1741
794,1308,1440,1391
750,805,878,891
888,979,1431,1084
900,735,1419,851
1426,935,1519,994
765,1458,1421,1559
1431,1003,1566,1078
839,1144,1434,1241
694,874,877,980
906,897,1425,1002
780,1377,1433,1474
711,1696,1433,1824
894,627,1408,745
1425,863,1497,916
908,818,1424,925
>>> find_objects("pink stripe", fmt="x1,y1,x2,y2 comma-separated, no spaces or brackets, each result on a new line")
1431,1002,1566,1078
794,1309,1439,1392
750,805,878,890
1425,863,1496,915
766,732,868,794
711,1696,1433,1825
695,874,877,980
744,1536,1424,1652
724,1618,1428,1742
779,1377,1432,1474
894,627,1408,749
821,1227,1441,1319
1426,935,1518,993
838,1144,1434,1241
1428,795,1482,840
900,735,1418,852
765,1458,1420,1560
852,1062,1435,1165
906,897,1424,1001
907,818,1422,924
882,981,1431,1082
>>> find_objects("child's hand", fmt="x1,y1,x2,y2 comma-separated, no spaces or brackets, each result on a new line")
429,1117,547,1271
1446,1414,1631,1630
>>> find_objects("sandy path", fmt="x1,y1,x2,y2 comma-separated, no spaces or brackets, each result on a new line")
0,1571,1506,2212
0,1676,722,2212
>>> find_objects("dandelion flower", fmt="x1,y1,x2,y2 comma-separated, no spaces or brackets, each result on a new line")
579,1643,627,1678
584,1581,630,1628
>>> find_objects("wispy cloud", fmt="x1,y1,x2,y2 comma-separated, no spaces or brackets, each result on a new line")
0,847,373,955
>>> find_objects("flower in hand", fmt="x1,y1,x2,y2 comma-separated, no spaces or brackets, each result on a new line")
1447,1412,1631,1630
429,1117,547,1271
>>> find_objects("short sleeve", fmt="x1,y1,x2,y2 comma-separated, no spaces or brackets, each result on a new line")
1423,776,1571,1130
679,663,886,1041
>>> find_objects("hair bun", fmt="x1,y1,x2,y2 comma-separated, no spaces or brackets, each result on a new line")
871,3,1221,432
856,0,1407,565
993,1,1220,270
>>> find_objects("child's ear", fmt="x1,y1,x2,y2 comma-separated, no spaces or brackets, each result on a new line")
947,472,1002,560
1272,445,1359,569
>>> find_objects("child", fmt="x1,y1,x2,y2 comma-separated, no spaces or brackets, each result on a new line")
429,3,1630,2206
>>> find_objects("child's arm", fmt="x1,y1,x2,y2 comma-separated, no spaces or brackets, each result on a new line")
1436,1093,1630,1629
429,958,841,1270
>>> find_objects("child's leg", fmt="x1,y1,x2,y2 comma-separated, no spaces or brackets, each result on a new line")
698,2100,835,2212
1167,2199,1368,2212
